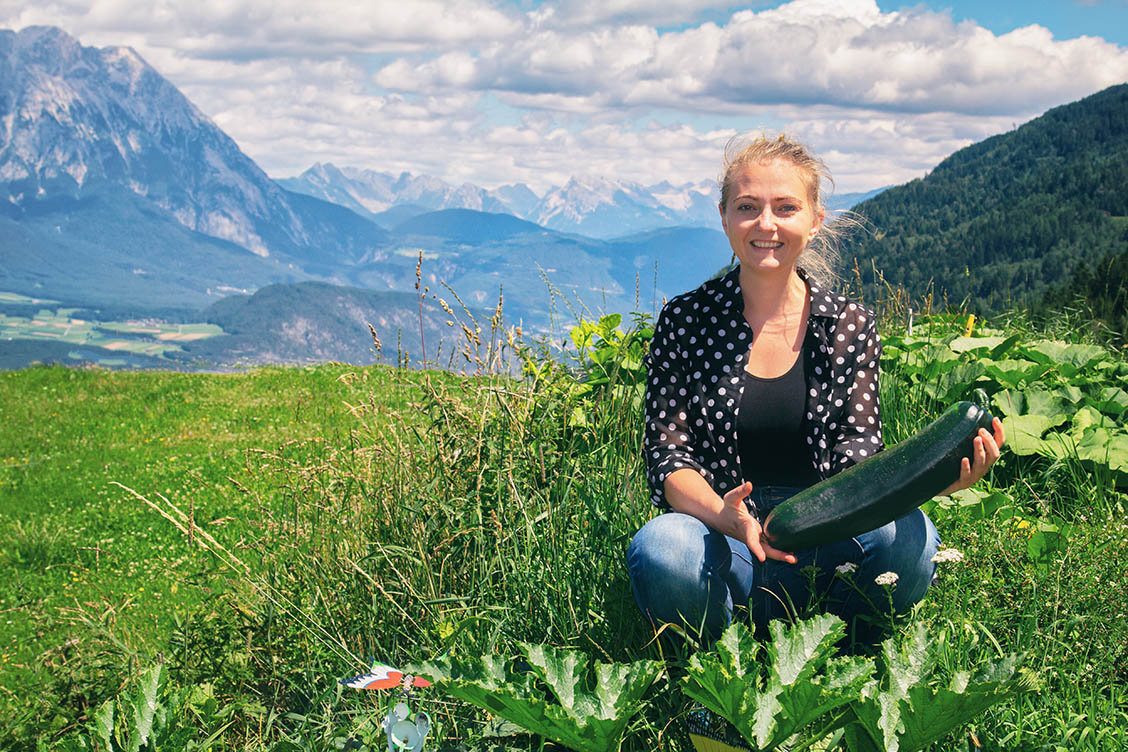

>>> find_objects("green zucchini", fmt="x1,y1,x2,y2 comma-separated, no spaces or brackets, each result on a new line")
762,401,995,551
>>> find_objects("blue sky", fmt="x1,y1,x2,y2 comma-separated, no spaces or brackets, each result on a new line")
2,0,1125,194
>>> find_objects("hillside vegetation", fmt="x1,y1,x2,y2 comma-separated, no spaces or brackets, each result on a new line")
845,83,1128,314
1,304,1127,750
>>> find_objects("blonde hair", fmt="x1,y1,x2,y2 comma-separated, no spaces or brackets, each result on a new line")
719,133,852,288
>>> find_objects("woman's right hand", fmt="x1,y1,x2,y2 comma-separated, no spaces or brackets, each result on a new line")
720,481,798,564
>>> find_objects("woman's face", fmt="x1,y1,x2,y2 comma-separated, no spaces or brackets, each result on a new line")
720,159,823,277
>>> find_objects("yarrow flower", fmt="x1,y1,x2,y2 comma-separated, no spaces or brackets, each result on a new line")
874,571,899,586
931,547,965,564
835,562,857,575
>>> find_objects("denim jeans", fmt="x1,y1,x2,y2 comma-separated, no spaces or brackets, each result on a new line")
626,485,940,647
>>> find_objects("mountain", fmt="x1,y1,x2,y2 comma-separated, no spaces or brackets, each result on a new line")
0,26,390,309
277,164,510,224
282,163,722,238
843,83,1128,311
392,208,546,243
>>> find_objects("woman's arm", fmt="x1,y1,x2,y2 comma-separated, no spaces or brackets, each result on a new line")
664,469,797,564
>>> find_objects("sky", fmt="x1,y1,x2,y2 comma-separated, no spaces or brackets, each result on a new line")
2,0,1127,195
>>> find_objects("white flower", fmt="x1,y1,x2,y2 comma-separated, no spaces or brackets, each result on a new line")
931,548,965,564
874,571,899,586
835,562,857,575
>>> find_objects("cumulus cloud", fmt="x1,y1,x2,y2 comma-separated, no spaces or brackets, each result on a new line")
1,0,1125,196
0,0,521,56
377,0,1128,117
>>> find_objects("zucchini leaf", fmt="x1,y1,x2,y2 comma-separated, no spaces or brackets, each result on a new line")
420,644,662,752
682,615,873,750
844,623,1023,752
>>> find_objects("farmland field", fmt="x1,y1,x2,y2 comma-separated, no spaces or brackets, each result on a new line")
1,310,1126,750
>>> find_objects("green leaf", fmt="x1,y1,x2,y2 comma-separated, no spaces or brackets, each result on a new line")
597,313,622,333
1074,426,1128,478
91,699,114,752
682,616,873,750
421,644,661,752
845,625,1023,752
129,664,164,752
982,360,1052,390
1000,414,1064,456
948,335,1011,354
1025,341,1107,371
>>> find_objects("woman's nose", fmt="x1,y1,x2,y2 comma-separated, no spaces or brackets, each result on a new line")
755,207,776,230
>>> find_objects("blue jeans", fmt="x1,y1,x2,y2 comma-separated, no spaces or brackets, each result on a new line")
626,486,940,648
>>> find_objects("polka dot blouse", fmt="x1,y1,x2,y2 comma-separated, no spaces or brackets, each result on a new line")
644,266,884,509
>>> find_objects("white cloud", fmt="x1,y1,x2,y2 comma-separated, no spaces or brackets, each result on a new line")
376,0,1128,118
2,0,1125,197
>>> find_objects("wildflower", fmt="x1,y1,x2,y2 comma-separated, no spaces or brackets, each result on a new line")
931,547,965,564
874,571,899,586
835,562,857,575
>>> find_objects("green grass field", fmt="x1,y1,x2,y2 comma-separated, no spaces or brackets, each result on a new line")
1,311,1126,750
0,299,225,366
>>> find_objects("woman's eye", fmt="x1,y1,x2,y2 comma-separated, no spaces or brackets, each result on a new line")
779,204,799,213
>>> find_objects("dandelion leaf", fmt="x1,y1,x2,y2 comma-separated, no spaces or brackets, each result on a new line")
128,664,164,752
422,644,661,752
91,699,114,751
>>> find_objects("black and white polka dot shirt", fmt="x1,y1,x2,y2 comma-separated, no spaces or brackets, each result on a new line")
644,266,884,509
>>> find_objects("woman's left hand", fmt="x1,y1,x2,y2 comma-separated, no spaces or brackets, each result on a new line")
939,417,1006,496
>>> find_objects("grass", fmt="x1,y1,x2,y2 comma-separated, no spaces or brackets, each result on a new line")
0,307,1126,750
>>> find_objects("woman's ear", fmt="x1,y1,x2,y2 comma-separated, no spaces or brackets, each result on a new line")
808,206,825,240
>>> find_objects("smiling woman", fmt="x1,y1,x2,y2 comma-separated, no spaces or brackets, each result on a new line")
625,132,1005,661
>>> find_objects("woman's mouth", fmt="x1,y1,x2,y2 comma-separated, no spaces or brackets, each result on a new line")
751,240,783,249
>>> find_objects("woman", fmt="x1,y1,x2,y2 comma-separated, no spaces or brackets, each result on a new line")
626,134,1004,651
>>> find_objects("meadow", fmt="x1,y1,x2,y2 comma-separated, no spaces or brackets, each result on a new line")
0,296,225,368
0,303,1126,750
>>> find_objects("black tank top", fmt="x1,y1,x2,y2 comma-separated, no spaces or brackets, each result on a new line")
736,352,819,488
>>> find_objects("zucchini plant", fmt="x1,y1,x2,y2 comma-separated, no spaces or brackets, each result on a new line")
420,643,662,752
683,615,1026,752
682,614,873,750
841,623,1026,752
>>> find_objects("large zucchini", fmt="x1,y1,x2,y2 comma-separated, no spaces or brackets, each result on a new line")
762,401,995,551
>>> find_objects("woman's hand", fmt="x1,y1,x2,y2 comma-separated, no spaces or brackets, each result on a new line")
939,417,1006,497
720,482,798,564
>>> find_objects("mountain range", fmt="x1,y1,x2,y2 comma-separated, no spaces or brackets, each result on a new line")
0,25,741,353
278,162,884,240
6,24,1115,369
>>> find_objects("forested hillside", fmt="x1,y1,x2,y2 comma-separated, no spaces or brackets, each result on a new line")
844,83,1128,312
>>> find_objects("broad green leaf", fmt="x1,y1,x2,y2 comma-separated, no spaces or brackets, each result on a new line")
982,361,1052,389
1027,518,1073,567
1025,388,1079,416
1025,341,1107,371
683,616,873,750
948,335,1010,353
421,644,661,752
1074,426,1128,476
1068,406,1106,436
1000,414,1063,456
1088,386,1128,418
991,390,1026,418
844,626,1023,752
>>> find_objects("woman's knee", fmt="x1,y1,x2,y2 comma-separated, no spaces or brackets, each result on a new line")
626,513,731,635
854,508,939,609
